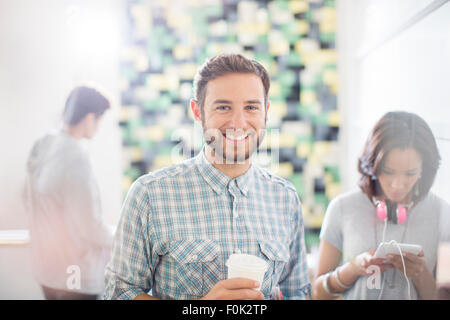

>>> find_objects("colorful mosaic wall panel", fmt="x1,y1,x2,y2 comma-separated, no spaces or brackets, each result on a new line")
119,0,340,231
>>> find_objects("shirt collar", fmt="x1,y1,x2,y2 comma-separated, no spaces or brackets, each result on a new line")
234,165,254,197
195,147,254,197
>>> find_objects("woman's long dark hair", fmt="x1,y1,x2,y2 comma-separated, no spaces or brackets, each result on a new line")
358,111,440,202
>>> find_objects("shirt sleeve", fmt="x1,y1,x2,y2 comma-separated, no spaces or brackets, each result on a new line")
23,139,42,216
62,154,113,250
439,198,450,243
319,195,343,251
278,190,312,300
103,179,154,300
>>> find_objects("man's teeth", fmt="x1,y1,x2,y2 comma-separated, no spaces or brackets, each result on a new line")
224,134,247,141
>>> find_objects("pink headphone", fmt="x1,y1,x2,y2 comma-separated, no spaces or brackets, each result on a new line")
375,200,408,224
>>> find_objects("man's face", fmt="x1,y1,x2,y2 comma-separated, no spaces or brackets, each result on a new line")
84,113,103,139
193,73,268,164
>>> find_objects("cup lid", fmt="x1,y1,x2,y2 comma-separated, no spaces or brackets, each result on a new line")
226,253,268,271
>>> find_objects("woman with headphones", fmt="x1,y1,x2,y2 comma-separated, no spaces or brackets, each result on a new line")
312,111,450,299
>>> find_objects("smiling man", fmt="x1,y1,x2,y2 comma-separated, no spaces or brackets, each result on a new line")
104,54,311,300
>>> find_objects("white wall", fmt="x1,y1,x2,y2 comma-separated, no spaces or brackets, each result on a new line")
0,0,124,299
337,0,450,201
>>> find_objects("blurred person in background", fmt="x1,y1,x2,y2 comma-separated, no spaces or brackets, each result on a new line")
23,85,114,300
312,111,450,300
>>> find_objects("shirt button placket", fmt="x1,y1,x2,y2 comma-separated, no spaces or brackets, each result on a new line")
232,181,240,219
229,183,240,254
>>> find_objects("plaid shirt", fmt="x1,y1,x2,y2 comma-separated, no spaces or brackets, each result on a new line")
104,149,311,300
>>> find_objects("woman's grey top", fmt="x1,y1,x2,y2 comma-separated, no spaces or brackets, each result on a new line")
320,189,450,300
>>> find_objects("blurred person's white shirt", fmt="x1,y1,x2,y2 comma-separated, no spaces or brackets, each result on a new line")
24,129,113,295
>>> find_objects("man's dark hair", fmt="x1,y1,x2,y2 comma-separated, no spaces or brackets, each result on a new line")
358,111,441,202
192,53,270,113
63,86,111,126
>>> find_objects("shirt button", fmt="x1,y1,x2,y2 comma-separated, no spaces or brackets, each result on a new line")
235,249,241,254
233,211,239,218
192,254,198,260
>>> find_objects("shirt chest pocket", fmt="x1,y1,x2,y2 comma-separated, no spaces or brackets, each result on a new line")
168,239,222,298
258,240,290,296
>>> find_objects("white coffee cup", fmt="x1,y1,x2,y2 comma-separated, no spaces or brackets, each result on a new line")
226,253,268,290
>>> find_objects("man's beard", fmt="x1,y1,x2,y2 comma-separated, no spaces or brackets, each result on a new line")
203,127,265,165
